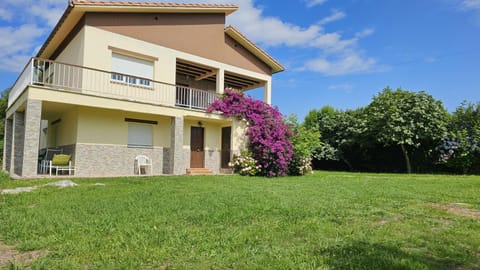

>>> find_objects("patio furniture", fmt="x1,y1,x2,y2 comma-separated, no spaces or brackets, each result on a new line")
49,154,74,176
40,148,62,174
134,155,152,175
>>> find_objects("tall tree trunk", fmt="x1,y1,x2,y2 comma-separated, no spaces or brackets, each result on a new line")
400,144,412,173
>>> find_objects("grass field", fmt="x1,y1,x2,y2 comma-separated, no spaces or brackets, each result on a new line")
0,171,479,269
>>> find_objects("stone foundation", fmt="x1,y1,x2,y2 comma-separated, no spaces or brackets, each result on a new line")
74,143,169,177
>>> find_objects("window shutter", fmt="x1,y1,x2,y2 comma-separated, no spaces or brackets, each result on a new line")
128,123,153,147
112,53,153,79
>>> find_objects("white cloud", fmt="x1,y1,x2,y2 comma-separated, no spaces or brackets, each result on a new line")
0,8,13,21
305,51,379,76
461,0,480,10
0,24,47,71
29,5,65,27
223,2,379,75
328,83,354,91
318,10,346,25
306,0,329,8
355,28,375,38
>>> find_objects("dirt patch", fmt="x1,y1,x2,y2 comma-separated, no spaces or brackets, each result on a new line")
0,240,47,267
428,203,480,218
377,215,403,225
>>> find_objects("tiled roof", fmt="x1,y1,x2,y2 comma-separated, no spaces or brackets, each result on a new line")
71,1,238,10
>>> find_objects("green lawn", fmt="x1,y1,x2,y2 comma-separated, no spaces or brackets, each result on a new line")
1,172,479,269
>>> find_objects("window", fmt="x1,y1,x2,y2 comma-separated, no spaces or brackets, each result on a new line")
111,53,153,87
128,123,153,148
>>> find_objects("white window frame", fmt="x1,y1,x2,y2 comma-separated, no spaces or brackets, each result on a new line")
111,53,154,88
128,123,153,148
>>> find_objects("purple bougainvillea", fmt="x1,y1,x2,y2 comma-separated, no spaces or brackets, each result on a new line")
207,89,293,177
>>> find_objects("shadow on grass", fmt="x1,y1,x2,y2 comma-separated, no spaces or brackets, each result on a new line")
318,241,468,270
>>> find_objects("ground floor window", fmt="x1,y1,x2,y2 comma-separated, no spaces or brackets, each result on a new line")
128,123,152,148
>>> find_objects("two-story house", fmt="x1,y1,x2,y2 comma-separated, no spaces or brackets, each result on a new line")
3,1,284,178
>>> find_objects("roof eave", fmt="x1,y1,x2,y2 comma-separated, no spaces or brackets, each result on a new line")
225,26,285,74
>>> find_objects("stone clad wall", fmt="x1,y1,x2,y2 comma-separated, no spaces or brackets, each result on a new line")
22,99,42,177
169,117,187,175
74,143,168,177
3,119,13,173
12,111,25,176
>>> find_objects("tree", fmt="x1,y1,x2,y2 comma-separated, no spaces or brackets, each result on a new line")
438,102,480,173
305,106,367,171
365,87,448,173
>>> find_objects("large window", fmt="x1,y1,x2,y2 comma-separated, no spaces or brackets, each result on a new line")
128,123,153,148
111,53,153,87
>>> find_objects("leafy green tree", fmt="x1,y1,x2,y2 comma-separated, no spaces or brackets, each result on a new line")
305,106,367,170
439,102,480,173
365,87,448,173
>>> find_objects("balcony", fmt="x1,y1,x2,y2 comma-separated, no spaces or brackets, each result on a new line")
8,58,217,111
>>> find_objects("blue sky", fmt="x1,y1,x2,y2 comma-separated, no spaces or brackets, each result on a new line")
1,0,479,120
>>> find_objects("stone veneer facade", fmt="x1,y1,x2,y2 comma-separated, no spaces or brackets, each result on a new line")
6,99,42,177
12,111,24,176
169,117,188,175
3,119,12,174
74,143,168,177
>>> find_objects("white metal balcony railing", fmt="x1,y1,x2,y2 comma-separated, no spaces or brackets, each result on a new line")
8,58,217,111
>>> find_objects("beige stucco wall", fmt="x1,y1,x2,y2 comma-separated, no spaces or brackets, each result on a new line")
80,26,271,88
76,106,171,147
232,118,248,152
46,107,78,147
55,27,85,66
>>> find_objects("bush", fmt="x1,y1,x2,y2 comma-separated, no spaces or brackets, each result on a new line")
229,150,260,176
208,89,293,177
287,115,321,175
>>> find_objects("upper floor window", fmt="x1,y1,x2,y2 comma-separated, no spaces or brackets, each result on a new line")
111,53,153,87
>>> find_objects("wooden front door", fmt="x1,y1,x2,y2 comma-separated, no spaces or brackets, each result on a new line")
221,127,231,168
190,126,204,168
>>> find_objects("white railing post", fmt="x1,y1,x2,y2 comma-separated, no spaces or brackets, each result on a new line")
30,58,34,85
189,88,193,109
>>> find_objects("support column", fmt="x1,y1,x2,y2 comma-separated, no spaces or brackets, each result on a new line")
216,68,225,95
264,80,272,105
3,118,13,173
22,99,42,177
12,111,25,176
169,116,185,175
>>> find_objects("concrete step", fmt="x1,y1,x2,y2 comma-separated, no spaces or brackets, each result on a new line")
186,168,213,175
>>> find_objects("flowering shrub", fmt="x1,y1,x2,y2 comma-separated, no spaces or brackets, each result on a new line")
286,115,321,175
289,156,313,175
229,150,260,176
208,89,293,177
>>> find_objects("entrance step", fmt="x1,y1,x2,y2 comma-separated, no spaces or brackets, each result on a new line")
186,168,213,176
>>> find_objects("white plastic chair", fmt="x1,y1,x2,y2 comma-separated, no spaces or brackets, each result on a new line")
40,148,62,174
135,155,152,175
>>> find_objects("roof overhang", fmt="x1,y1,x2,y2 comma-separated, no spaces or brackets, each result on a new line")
37,1,239,59
224,26,285,74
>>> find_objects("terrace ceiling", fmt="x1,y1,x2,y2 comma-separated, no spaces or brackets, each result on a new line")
176,60,263,90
